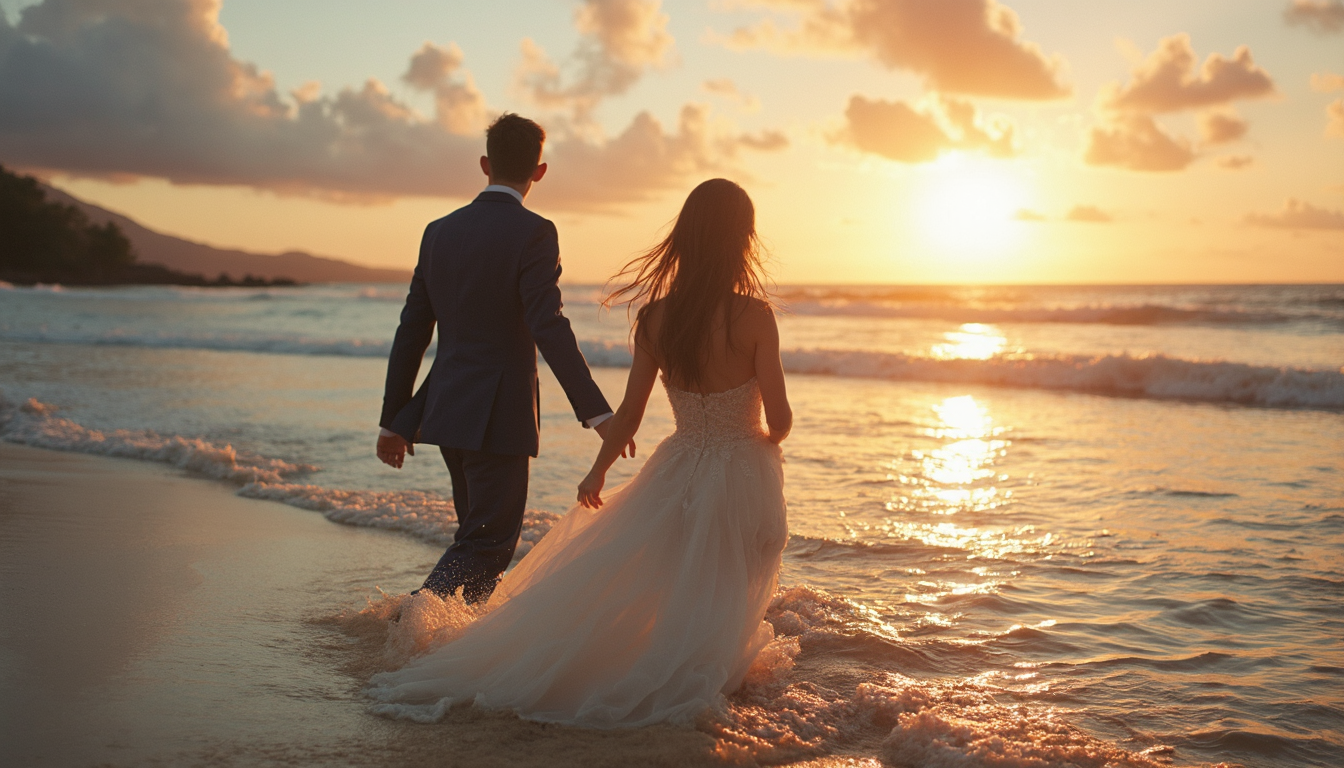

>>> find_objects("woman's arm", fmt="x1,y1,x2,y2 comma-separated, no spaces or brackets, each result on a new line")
754,304,792,444
577,339,660,508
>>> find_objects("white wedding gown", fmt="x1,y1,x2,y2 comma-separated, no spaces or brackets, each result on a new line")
368,377,788,727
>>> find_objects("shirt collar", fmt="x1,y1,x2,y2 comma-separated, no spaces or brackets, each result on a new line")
483,184,524,204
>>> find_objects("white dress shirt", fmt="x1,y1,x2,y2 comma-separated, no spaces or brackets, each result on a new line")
380,185,613,439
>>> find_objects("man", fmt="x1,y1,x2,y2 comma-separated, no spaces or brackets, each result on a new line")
376,113,631,603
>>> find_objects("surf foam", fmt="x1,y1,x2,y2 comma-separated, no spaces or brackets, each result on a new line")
0,392,313,483
5,330,1338,410
782,349,1344,410
0,391,557,558
708,585,1177,767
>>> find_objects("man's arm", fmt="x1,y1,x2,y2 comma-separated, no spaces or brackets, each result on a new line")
517,219,611,424
377,224,438,466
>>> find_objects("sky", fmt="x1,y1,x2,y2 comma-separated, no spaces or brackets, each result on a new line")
0,0,1341,284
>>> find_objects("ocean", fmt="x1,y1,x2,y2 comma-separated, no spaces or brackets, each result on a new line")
1,282,1341,767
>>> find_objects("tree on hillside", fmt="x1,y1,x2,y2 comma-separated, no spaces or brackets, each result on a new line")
0,164,135,279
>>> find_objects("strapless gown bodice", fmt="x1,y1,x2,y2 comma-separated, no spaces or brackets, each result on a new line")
662,377,768,452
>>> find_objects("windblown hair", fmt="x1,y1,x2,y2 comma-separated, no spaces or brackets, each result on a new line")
605,178,770,389
485,113,545,183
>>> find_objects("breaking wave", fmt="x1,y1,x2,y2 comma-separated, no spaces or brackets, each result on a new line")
6,328,1338,410
0,392,314,483
583,341,1344,411
780,298,1339,327
0,392,556,558
779,348,1344,410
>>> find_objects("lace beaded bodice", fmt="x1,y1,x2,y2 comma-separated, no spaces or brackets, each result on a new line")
662,377,767,452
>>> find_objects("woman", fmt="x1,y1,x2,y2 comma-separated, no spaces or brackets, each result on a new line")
369,178,792,727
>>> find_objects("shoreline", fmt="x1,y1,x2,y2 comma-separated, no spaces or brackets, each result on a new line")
0,444,725,768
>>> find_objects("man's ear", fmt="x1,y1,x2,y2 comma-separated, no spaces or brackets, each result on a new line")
480,156,491,177
532,162,547,182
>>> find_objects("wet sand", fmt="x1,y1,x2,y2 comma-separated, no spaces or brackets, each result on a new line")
0,444,734,768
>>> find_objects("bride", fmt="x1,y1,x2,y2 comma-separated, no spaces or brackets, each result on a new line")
369,178,792,727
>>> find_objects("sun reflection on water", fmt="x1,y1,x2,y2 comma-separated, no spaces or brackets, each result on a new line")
931,323,1006,360
886,395,1011,516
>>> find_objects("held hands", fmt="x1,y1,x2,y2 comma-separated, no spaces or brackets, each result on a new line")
577,470,605,508
592,419,636,458
376,432,414,469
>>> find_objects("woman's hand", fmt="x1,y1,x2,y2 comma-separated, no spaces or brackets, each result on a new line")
577,470,606,509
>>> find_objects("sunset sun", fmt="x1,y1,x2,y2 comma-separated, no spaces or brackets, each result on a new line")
917,153,1030,257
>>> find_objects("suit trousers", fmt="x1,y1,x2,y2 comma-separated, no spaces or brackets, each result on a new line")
420,447,530,603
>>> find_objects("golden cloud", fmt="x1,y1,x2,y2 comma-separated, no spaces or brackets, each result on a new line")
1327,99,1344,138
1199,112,1249,145
834,95,1014,162
0,0,753,210
1245,198,1344,229
1065,205,1113,223
722,0,1069,100
1105,34,1276,113
1085,35,1276,172
1217,155,1255,170
516,0,674,122
1285,0,1344,33
1084,114,1196,172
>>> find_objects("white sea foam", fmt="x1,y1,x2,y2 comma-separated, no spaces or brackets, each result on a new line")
782,299,1334,327
709,585,1171,767
0,392,314,483
237,482,559,557
0,328,396,358
590,341,1344,410
0,391,557,556
7,329,1337,409
781,349,1344,410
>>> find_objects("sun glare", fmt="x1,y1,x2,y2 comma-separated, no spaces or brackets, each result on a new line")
916,154,1029,257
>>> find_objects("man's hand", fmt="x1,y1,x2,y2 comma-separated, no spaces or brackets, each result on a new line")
377,432,414,469
592,420,635,459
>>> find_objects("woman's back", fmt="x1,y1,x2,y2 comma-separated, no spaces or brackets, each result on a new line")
639,294,768,395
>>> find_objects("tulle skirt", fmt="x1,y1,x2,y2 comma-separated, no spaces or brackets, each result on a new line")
367,434,788,727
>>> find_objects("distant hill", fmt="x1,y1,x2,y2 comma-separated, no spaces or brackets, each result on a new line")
39,183,412,284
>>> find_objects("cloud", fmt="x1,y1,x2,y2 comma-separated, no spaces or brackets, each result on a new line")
402,42,487,135
721,0,1069,100
0,0,744,211
702,78,761,112
833,95,1014,162
1245,198,1344,229
1083,114,1195,172
1217,154,1254,169
1327,98,1344,138
515,0,673,121
1199,111,1248,144
1105,34,1275,113
940,96,1016,156
1285,0,1344,33
737,129,789,150
1014,208,1046,221
1084,35,1275,172
1310,72,1344,91
533,103,778,210
1065,205,1113,222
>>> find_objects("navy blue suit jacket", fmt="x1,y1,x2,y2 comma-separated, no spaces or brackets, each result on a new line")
379,191,610,457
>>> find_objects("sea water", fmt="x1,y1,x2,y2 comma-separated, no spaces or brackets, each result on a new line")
1,282,1341,766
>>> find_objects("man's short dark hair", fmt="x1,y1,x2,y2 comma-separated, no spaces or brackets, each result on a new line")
486,113,545,184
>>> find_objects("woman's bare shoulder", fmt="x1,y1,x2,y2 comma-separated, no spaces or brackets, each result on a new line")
733,294,776,324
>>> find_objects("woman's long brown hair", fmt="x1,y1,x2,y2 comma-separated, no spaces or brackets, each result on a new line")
605,178,770,389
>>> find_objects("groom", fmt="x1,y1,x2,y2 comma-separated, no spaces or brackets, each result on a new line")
376,113,628,603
